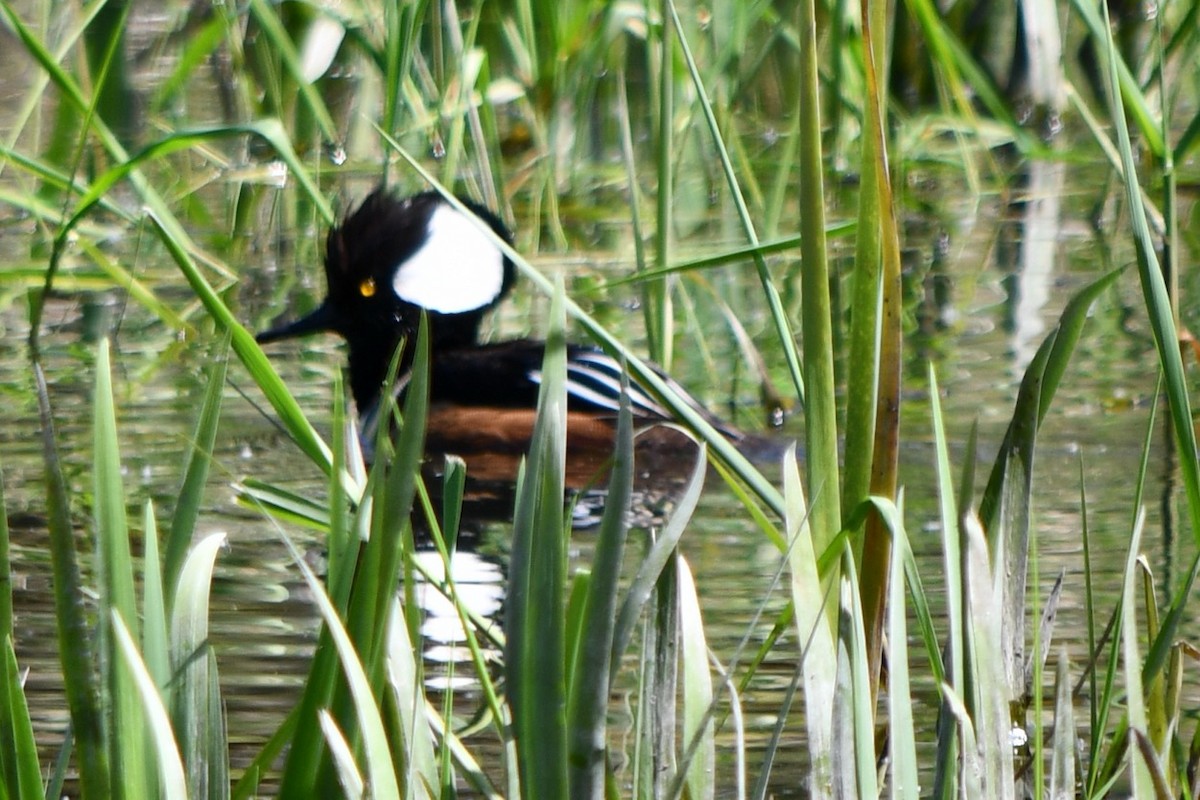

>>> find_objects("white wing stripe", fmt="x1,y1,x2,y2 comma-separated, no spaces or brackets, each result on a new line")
528,356,671,419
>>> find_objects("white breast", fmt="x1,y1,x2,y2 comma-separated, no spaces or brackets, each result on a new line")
391,204,506,313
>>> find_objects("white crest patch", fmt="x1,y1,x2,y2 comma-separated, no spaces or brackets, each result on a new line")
391,204,506,313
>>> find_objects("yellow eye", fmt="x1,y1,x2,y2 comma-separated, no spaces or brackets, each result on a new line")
359,278,376,297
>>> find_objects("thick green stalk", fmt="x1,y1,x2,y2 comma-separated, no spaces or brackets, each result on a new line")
797,0,841,563
650,0,674,368
34,365,111,798
852,0,904,704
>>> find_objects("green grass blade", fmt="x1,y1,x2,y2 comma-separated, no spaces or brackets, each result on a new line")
637,556,679,798
939,683,983,797
354,321,430,663
611,439,706,665
294,537,402,800
973,267,1125,698
383,598,437,800
677,557,715,800
848,0,905,700
1098,0,1200,542
284,322,430,796
508,279,569,799
648,0,673,368
567,388,633,798
795,0,841,570
1069,0,1166,158
235,479,332,530
928,364,962,797
111,614,188,800
319,710,365,800
32,362,110,796
834,555,878,798
1050,649,1075,798
783,444,836,795
961,512,1014,798
878,497,919,800
977,266,1124,535
169,531,229,799
0,636,42,800
0,461,10,644
602,229,853,288
1121,509,1154,796
93,339,149,800
1097,4,1200,714
140,503,170,691
0,1,232,308
166,338,228,600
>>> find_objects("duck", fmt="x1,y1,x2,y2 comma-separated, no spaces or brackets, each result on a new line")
256,188,749,493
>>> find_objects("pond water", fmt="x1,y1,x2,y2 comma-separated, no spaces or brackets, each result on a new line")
1,154,1179,796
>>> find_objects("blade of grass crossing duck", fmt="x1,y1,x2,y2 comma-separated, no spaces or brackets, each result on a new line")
567,388,633,798
508,279,569,799
326,373,353,613
358,321,430,669
93,339,150,800
305,322,431,794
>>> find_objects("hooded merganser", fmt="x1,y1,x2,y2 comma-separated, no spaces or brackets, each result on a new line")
257,189,742,488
